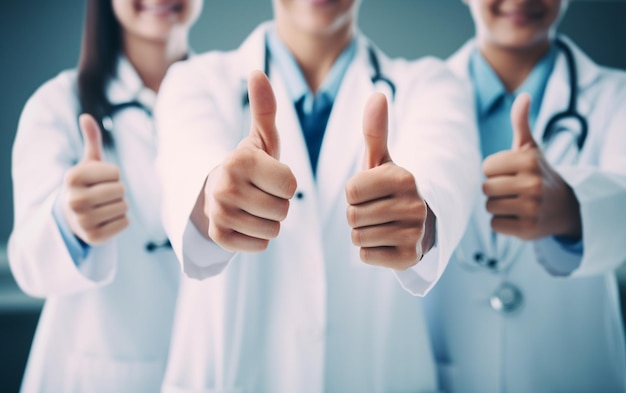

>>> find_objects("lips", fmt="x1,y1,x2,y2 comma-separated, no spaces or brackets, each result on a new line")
301,0,337,7
137,1,183,16
497,6,545,24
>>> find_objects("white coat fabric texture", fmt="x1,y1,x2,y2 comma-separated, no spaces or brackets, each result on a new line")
423,38,626,393
9,57,181,393
155,22,481,393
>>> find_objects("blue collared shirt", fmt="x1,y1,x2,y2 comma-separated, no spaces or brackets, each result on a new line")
266,27,356,173
266,27,356,117
469,45,583,269
470,46,557,158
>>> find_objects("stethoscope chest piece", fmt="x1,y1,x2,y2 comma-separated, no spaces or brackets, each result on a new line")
490,282,523,314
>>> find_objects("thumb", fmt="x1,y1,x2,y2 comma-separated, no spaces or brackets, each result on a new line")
79,113,103,161
363,92,391,169
511,93,538,150
248,70,280,159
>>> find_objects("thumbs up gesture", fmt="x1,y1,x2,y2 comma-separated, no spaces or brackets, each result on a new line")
201,70,297,252
61,114,129,245
345,93,435,270
482,93,581,240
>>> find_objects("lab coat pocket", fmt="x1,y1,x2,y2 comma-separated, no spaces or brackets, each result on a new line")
65,353,165,393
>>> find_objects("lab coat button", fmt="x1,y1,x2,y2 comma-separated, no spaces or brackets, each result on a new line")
473,252,484,263
490,282,523,314
486,258,498,269
295,191,304,200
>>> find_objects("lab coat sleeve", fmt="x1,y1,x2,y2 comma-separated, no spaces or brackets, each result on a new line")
8,73,118,298
536,85,626,277
392,59,482,296
155,58,239,280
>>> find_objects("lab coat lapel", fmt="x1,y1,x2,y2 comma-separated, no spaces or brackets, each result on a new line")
316,37,374,226
271,62,320,216
235,22,273,135
447,41,525,271
237,21,320,227
446,39,475,81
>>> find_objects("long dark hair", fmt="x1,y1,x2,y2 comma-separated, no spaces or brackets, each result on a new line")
77,0,122,147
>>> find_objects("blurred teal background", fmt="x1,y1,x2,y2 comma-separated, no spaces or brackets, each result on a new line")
1,1,625,392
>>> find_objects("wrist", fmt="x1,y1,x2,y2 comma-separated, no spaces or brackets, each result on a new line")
558,184,582,239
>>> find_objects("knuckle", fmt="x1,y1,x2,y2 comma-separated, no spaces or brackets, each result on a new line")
208,224,230,246
282,173,298,198
359,248,374,264
490,216,500,231
521,153,540,172
118,216,130,230
351,229,363,246
64,168,81,186
68,195,89,212
255,239,270,252
399,246,419,264
267,221,281,239
276,199,290,221
346,206,358,227
527,177,543,196
115,182,126,197
107,165,121,181
485,199,496,214
407,225,423,243
519,219,538,240
84,228,104,245
76,214,92,229
209,204,231,227
481,181,490,195
224,149,254,173
525,200,540,218
120,200,130,214
407,199,426,221
345,181,360,205
398,170,416,191
389,169,414,193
213,177,240,201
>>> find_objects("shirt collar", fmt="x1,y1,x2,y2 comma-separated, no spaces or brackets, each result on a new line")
469,50,505,116
470,45,558,118
516,45,558,119
107,55,157,111
266,26,356,114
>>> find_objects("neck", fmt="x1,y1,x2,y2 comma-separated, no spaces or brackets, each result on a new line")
122,31,189,92
478,40,551,92
277,24,354,93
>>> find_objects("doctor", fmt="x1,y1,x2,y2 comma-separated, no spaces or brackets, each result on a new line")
8,0,202,391
424,0,626,392
155,0,480,392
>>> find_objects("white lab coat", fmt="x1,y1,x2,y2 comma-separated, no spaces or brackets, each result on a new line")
423,38,626,393
9,57,180,393
155,22,480,393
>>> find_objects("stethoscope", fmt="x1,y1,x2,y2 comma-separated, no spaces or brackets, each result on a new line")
541,38,588,151
100,102,172,253
242,39,397,107
459,39,588,314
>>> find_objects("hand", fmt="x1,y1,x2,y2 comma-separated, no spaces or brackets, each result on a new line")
61,114,129,245
345,93,433,270
202,70,297,252
482,93,582,240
